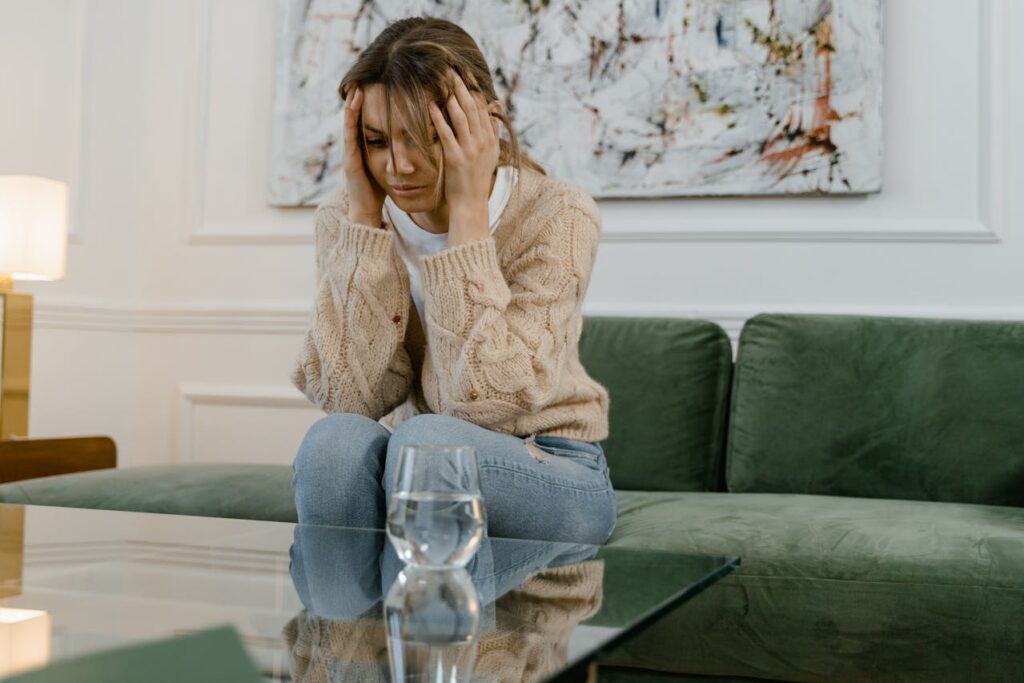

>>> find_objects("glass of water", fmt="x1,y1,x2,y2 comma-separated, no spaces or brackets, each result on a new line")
387,445,486,568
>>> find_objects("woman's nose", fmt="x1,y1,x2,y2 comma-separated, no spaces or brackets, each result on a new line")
387,142,416,175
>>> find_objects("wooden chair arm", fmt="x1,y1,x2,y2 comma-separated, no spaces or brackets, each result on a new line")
0,436,117,484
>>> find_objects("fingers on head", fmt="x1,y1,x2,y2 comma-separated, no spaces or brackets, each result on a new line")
344,97,358,131
450,69,498,135
429,101,454,143
343,90,361,151
447,67,470,89
344,85,362,109
446,94,471,136
343,89,357,130
478,99,493,134
447,69,477,109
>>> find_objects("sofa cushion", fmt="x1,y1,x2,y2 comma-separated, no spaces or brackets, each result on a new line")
727,314,1024,506
606,490,1024,681
0,464,298,522
580,317,733,492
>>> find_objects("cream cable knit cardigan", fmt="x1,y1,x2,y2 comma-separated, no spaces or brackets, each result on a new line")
291,167,610,442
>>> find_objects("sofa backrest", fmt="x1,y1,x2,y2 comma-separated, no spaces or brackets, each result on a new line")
726,314,1024,507
580,316,733,492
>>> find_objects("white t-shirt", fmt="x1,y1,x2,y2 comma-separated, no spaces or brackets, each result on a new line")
384,166,519,329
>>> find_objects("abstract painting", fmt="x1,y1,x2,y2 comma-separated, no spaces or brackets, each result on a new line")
270,0,883,205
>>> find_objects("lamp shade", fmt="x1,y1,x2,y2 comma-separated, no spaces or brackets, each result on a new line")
0,176,68,281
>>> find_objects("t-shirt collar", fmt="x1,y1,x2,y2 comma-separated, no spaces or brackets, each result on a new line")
384,165,519,237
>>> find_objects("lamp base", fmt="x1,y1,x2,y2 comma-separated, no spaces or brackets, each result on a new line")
0,282,32,440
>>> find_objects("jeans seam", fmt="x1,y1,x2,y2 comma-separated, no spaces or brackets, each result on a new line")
532,435,602,454
535,446,602,463
479,463,612,494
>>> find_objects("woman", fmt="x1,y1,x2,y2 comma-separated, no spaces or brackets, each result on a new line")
291,16,614,544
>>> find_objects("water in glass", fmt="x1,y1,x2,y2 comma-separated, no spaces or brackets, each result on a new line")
387,492,485,567
387,445,486,568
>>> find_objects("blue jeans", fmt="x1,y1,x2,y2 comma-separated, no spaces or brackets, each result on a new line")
292,413,617,545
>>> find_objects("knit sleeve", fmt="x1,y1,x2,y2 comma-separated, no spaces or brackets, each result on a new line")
291,197,413,419
419,191,600,427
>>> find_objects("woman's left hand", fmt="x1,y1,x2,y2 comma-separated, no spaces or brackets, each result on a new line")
429,71,500,247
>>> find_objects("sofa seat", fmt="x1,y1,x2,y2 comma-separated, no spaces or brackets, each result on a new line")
0,464,298,523
605,490,1024,682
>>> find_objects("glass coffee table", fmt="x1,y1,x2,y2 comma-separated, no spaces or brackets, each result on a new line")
0,503,738,681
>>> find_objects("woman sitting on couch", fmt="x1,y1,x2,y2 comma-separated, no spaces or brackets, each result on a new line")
290,16,615,544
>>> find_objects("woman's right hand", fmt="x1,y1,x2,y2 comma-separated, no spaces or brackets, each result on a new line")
343,87,386,228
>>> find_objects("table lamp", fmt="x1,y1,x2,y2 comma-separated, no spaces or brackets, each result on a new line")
0,176,68,440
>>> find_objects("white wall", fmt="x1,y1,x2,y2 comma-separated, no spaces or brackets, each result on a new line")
2,0,1021,468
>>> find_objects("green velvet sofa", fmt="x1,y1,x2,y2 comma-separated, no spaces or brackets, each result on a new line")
2,313,1022,682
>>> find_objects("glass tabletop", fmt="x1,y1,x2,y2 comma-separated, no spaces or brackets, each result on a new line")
0,503,738,681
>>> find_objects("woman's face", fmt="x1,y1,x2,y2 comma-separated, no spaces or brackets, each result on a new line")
359,84,442,214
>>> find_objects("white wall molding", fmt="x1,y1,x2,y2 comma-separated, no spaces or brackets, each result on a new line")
181,0,1005,245
184,0,309,245
177,382,312,464
595,218,997,243
34,300,309,334
977,0,1007,242
35,299,1024,344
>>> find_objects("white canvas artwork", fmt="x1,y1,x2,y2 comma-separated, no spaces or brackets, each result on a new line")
270,0,883,206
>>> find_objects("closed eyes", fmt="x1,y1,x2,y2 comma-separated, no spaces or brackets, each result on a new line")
364,135,441,148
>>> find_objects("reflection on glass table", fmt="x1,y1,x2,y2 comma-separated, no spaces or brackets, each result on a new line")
287,523,737,682
1,504,737,682
385,566,480,682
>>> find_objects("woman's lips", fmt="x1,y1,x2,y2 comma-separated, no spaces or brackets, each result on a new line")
391,185,425,198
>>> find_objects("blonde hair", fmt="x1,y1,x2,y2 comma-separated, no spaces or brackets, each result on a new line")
339,17,544,207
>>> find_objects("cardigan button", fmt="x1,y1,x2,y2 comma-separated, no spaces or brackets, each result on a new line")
392,314,402,323
469,389,479,400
